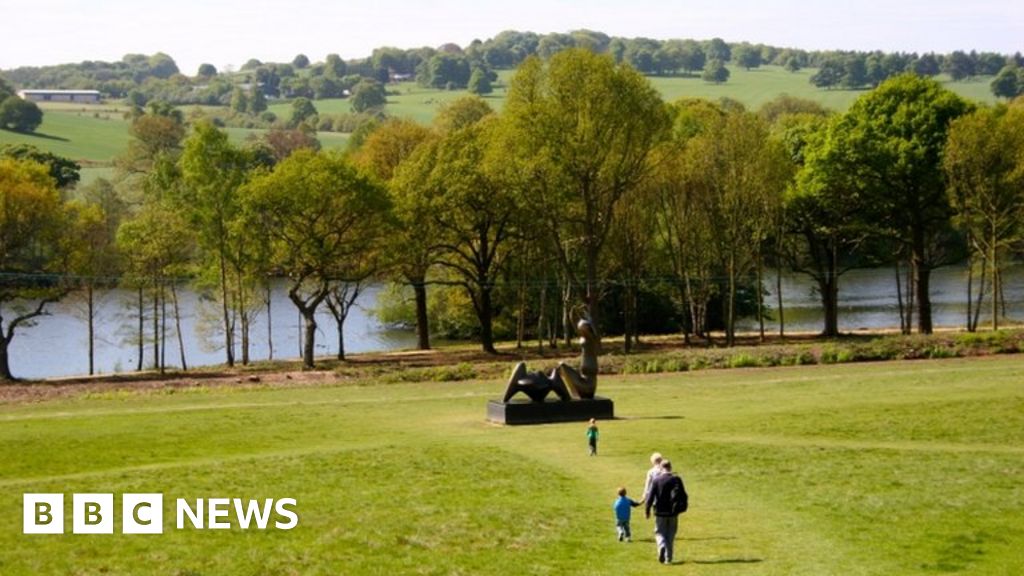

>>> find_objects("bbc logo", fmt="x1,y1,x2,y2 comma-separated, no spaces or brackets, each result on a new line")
24,493,163,535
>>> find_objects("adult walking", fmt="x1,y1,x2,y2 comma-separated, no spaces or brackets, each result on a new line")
642,452,663,503
644,459,688,565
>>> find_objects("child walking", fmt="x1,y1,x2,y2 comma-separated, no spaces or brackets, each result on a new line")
586,418,599,456
613,487,641,542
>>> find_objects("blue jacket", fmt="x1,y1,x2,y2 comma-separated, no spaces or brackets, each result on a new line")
614,495,640,522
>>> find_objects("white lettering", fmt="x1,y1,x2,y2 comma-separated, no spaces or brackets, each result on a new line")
207,498,230,529
176,498,203,529
274,498,298,530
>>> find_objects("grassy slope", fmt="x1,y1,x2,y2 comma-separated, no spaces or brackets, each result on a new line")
4,66,997,167
0,356,1021,574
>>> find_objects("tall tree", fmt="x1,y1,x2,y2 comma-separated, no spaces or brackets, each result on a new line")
839,74,971,333
504,49,668,330
0,158,68,381
420,116,519,353
944,104,1024,330
242,150,390,369
354,118,435,350
178,121,254,366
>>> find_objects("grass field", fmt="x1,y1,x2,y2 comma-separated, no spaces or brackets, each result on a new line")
3,66,997,168
1,355,1021,574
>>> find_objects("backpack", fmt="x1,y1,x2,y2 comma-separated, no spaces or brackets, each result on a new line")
670,478,688,515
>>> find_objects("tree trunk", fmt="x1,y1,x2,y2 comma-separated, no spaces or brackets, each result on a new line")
219,251,235,367
137,287,144,372
0,335,12,381
991,233,999,331
87,284,95,376
973,257,987,332
302,311,317,369
965,248,975,332
171,282,188,371
776,265,785,338
895,260,906,334
478,286,497,354
536,280,547,354
726,252,736,347
152,286,159,371
266,281,273,361
336,318,346,361
756,250,765,342
237,274,249,366
412,280,430,350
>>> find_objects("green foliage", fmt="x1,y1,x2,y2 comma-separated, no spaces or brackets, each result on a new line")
288,97,318,128
0,97,43,132
350,79,387,113
990,65,1024,99
467,67,493,95
0,144,79,188
701,59,729,83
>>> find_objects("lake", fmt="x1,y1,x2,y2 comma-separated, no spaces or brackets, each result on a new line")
6,264,1023,379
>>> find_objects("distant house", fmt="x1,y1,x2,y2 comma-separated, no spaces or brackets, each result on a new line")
17,89,102,104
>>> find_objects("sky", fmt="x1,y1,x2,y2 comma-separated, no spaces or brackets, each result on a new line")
2,0,1022,74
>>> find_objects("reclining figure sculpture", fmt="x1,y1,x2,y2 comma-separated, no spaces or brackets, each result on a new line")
502,319,599,403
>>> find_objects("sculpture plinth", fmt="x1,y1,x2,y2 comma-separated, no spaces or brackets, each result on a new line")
487,397,614,425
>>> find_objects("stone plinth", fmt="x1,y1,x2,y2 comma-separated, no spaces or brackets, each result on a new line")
486,397,614,425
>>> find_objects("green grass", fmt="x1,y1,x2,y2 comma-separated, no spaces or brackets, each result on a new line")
1,356,1021,574
0,105,131,163
0,66,1001,173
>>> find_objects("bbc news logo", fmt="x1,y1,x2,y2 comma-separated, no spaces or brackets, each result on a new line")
24,494,298,534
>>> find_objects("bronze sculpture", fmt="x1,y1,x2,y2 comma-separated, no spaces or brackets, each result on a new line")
502,319,599,403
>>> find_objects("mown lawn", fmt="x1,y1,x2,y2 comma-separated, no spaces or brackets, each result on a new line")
0,356,1021,575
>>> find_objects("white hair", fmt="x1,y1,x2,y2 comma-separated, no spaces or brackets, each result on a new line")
650,452,663,465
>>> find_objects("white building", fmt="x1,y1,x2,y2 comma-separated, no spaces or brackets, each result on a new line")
17,89,102,103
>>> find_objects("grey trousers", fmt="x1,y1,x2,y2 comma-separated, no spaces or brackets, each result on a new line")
654,515,679,563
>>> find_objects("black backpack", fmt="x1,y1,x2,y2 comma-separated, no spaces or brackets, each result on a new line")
670,478,689,515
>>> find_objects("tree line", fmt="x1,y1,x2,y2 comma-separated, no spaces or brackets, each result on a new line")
4,30,1022,107
2,49,1023,381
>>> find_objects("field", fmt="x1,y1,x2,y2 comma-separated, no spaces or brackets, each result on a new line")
3,66,998,172
1,355,1021,574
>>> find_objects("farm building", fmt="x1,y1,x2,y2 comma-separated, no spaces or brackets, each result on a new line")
17,89,102,103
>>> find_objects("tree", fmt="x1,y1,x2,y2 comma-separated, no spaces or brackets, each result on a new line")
258,127,321,162
178,122,256,366
784,57,801,73
197,63,217,78
421,53,472,89
702,59,730,84
686,108,790,345
366,120,440,350
468,68,493,95
734,45,762,70
0,144,80,188
147,53,179,79
0,158,68,381
787,114,875,336
944,104,1024,330
325,53,347,78
350,79,387,113
991,65,1023,99
0,97,43,133
810,59,844,89
944,51,975,81
840,74,971,333
116,201,194,373
419,117,519,353
288,97,318,128
229,88,249,114
706,38,731,62
504,49,668,330
242,150,390,369
434,96,493,133
292,54,310,69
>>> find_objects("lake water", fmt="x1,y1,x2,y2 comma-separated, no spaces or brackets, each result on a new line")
7,265,1023,379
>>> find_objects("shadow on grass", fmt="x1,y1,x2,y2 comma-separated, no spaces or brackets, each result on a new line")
684,536,739,542
14,130,70,142
619,415,685,421
689,557,764,565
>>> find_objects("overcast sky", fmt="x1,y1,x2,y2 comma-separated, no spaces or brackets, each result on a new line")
3,0,1021,74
